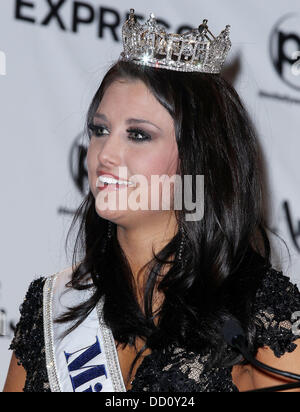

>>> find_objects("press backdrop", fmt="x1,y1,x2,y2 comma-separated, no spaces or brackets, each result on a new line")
1,0,300,388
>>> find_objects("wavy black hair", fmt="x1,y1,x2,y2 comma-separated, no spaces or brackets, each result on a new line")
56,60,289,383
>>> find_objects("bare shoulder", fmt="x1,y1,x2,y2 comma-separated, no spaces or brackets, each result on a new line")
3,264,77,393
3,352,26,392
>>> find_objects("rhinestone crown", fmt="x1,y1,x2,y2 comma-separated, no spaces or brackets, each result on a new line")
120,9,231,73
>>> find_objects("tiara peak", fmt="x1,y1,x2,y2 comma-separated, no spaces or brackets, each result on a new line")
120,8,231,73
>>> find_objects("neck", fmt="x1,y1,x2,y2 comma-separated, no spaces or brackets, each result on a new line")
116,212,178,297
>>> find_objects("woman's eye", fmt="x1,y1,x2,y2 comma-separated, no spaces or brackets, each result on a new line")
127,128,152,143
88,124,109,137
88,124,152,143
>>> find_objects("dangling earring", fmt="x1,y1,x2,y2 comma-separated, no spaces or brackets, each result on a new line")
95,222,114,283
100,221,113,254
177,225,186,263
107,220,113,240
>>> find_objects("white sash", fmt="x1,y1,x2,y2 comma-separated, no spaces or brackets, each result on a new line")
43,267,126,392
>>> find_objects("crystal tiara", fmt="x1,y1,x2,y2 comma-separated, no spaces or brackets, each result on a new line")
119,9,231,73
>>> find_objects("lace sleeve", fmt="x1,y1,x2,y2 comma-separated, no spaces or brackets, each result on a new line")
9,277,46,370
253,268,300,358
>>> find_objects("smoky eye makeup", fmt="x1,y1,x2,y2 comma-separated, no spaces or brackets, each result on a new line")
88,123,153,143
88,123,109,137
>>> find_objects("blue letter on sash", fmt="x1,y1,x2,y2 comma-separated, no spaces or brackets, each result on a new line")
64,336,107,392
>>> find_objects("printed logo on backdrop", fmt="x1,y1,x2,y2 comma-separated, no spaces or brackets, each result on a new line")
283,201,300,254
0,282,16,339
259,13,300,104
14,0,193,40
57,132,88,216
0,50,6,76
269,13,300,91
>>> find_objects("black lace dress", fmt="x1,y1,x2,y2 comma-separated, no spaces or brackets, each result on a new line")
10,267,300,392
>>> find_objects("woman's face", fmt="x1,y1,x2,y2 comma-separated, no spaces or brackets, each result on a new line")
87,78,179,227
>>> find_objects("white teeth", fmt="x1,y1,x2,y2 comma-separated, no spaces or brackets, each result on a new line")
97,176,135,187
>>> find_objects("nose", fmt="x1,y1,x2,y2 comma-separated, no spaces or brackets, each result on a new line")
97,132,122,168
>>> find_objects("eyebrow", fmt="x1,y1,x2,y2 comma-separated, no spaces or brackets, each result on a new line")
93,112,162,131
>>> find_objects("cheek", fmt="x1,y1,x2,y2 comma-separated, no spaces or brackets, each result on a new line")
87,146,92,176
87,143,98,191
87,141,97,168
135,142,178,179
132,143,179,209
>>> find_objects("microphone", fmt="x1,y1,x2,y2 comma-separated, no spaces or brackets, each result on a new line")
222,318,300,392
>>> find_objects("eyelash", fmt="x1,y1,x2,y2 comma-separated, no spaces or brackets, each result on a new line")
88,124,152,143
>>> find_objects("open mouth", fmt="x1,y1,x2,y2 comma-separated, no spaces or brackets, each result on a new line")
96,175,136,191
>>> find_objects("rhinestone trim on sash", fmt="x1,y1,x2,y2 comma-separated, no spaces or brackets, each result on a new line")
96,298,126,392
43,274,61,392
43,273,126,392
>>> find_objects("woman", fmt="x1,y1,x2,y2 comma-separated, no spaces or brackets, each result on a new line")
4,10,300,392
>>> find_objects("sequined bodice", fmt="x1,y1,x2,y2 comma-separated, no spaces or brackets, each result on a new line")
10,267,300,392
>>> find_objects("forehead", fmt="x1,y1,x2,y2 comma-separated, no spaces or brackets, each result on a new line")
100,79,153,106
97,79,173,127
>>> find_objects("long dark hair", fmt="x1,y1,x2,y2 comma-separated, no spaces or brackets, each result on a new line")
56,60,289,382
